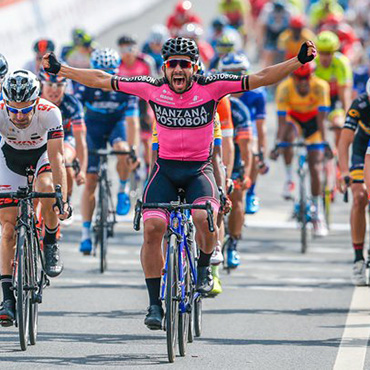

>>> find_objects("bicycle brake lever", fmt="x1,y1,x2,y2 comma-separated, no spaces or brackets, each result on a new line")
133,200,142,231
205,201,215,232
54,184,64,215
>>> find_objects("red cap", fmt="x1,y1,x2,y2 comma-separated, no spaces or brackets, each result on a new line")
293,62,315,78
290,15,305,29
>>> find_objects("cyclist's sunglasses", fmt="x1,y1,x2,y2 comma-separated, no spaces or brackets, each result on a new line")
42,81,66,88
294,75,310,81
165,59,194,69
5,101,36,114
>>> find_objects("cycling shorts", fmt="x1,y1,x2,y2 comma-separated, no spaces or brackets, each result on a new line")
287,115,324,151
142,158,220,223
86,119,126,173
0,143,51,208
350,129,369,183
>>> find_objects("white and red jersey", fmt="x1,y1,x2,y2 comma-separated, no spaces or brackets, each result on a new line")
0,98,63,151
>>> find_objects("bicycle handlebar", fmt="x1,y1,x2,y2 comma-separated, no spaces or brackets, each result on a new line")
133,200,215,232
277,141,307,148
90,148,137,162
0,184,64,214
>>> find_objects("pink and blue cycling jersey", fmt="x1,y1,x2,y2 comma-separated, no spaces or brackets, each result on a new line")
111,73,249,161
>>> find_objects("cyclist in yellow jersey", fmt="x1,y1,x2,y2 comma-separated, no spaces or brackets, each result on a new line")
271,63,331,236
278,15,316,60
315,31,353,146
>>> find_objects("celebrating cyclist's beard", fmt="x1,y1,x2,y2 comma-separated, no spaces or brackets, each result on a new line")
169,70,192,93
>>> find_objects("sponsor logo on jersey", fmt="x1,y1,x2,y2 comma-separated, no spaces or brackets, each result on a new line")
7,138,44,146
119,75,157,84
150,101,214,128
38,104,55,112
348,109,360,118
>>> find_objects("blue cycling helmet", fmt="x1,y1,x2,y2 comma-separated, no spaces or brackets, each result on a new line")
90,48,121,74
218,52,250,73
39,68,67,83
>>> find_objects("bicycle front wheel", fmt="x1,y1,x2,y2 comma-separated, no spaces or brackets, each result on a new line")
166,233,179,363
194,296,202,337
299,183,308,254
14,225,31,351
98,180,109,273
29,234,41,345
178,253,191,356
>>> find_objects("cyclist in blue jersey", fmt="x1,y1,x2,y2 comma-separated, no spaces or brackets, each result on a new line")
220,53,268,214
39,69,87,203
353,64,370,96
142,24,169,75
75,48,140,255
218,54,253,269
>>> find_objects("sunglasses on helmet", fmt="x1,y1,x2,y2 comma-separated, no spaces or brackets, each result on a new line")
5,101,36,114
164,59,194,69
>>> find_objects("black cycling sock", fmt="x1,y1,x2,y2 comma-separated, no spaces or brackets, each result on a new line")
1,275,14,303
198,250,213,267
353,243,364,262
145,278,161,307
44,225,59,245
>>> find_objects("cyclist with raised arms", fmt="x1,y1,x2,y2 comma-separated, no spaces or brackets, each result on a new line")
39,69,87,203
271,63,331,236
74,48,140,255
338,78,370,286
42,37,316,330
0,70,70,326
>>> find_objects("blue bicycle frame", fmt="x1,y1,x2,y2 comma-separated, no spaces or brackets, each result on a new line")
160,209,200,314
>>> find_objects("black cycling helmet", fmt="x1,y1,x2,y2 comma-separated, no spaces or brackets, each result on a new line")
117,35,137,46
162,37,199,62
33,39,55,54
0,53,8,80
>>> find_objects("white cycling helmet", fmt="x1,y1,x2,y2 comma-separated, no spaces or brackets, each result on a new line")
2,69,40,102
218,52,250,73
90,48,121,73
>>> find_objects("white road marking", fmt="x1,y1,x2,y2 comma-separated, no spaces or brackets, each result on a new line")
333,287,370,370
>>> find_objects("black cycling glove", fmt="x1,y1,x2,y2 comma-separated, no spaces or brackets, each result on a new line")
297,42,315,64
44,52,61,74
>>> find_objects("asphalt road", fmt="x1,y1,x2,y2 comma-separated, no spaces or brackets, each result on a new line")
1,0,370,369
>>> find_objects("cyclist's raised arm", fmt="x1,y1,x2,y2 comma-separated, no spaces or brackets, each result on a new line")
248,41,316,90
42,52,112,90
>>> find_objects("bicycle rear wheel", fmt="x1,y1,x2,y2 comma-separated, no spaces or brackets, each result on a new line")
166,234,179,363
14,226,31,351
178,253,190,356
98,180,108,273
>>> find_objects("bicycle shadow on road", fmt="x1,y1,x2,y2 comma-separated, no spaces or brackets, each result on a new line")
0,332,169,366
